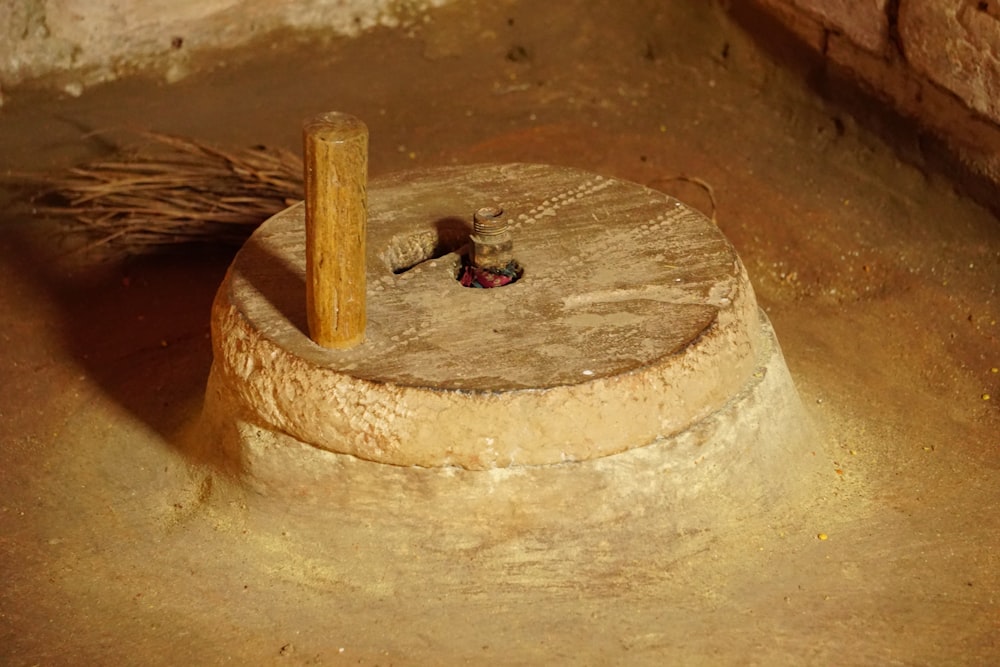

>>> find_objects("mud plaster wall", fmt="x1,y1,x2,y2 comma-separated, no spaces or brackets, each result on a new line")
0,0,452,100
747,0,1000,206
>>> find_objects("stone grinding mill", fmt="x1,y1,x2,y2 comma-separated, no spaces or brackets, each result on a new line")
200,113,815,519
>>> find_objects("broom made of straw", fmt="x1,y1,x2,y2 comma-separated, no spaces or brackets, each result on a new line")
33,132,304,254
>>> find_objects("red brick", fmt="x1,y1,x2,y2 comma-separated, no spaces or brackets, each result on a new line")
899,0,1000,124
759,0,891,54
751,0,829,53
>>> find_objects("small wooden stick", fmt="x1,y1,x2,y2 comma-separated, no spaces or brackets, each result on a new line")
303,112,368,349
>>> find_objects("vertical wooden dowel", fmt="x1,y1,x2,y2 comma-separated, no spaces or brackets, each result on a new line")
303,112,368,349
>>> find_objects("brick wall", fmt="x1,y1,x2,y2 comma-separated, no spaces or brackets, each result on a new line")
900,1,1000,123
747,0,1000,206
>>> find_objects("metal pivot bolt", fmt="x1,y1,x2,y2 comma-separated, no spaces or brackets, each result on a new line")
460,205,521,288
471,206,513,270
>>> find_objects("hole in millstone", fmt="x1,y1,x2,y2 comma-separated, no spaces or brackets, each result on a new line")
456,258,523,288
383,217,470,274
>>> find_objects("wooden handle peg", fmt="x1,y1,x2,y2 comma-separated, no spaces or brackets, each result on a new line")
303,112,368,349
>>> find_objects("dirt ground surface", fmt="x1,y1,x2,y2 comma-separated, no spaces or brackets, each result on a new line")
1,1,999,665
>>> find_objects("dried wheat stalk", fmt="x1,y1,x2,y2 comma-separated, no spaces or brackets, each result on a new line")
37,132,304,253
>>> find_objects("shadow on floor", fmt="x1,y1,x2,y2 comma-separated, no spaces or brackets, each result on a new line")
0,208,236,457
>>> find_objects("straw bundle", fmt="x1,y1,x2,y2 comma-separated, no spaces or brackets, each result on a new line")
36,132,304,253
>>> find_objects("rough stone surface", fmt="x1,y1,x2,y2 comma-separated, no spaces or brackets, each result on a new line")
203,163,780,469
203,319,817,529
899,0,1000,125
